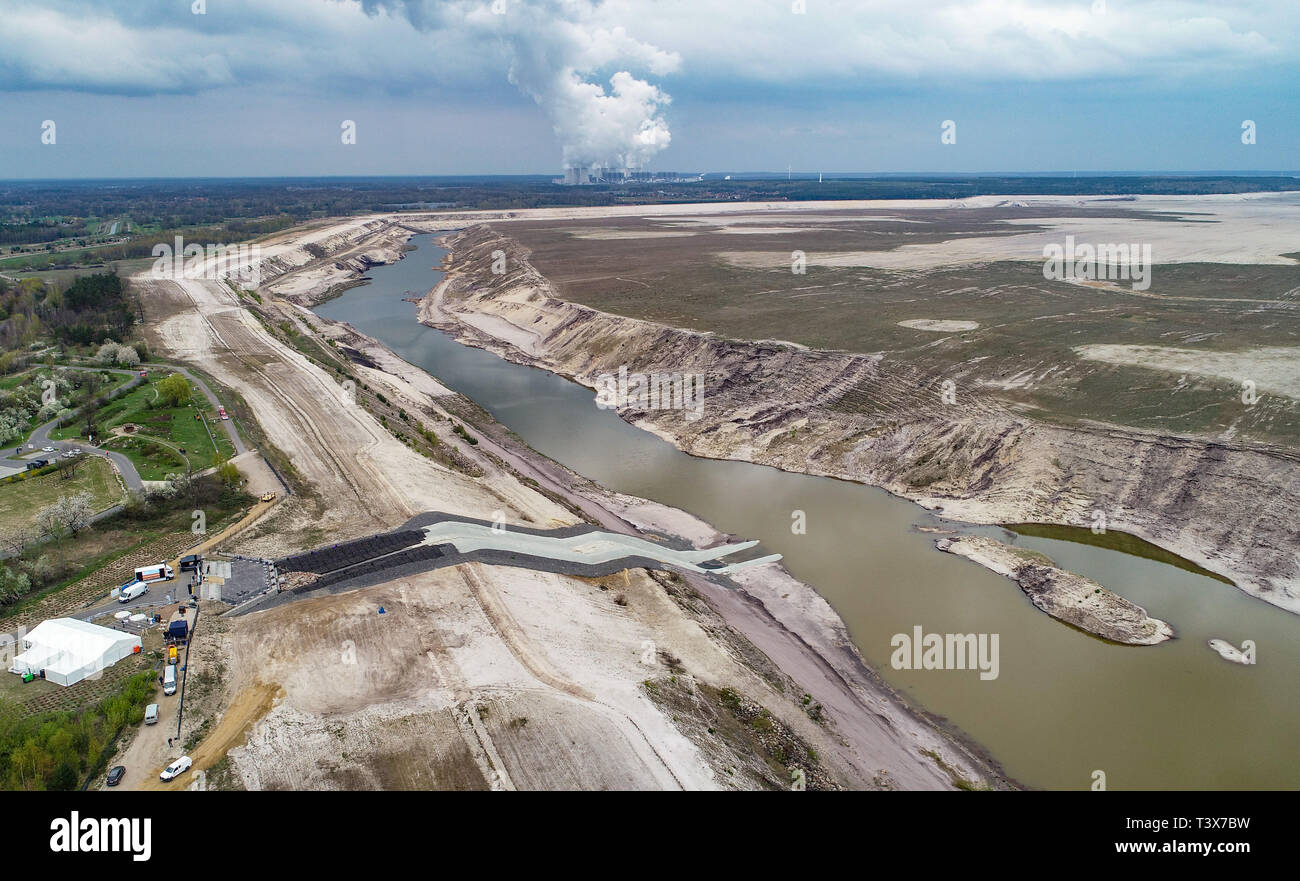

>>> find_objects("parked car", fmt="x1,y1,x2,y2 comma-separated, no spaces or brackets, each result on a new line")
159,756,192,781
106,765,126,786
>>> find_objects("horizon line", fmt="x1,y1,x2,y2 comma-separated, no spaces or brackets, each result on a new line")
2,170,1299,185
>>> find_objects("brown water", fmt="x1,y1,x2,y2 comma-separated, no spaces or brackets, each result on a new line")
316,235,1300,790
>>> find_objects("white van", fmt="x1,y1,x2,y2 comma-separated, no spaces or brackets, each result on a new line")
144,703,159,725
118,581,149,603
159,756,192,781
163,665,177,696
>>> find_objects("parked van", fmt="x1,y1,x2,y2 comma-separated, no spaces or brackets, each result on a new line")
118,581,149,603
135,563,174,583
163,665,177,696
144,704,159,725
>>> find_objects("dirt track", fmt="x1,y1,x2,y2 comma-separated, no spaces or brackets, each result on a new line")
142,272,554,556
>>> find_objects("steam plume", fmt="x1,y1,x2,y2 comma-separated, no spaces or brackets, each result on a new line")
361,0,679,170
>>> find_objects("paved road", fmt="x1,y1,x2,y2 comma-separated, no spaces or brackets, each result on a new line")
4,367,147,491
0,363,254,565
6,363,248,494
144,362,247,456
21,425,145,492
74,578,193,625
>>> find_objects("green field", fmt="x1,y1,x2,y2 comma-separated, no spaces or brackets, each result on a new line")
6,258,156,287
0,456,123,529
76,374,235,480
0,370,32,392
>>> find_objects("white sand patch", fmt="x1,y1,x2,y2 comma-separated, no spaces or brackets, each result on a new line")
978,365,1061,391
662,214,929,227
1074,344,1300,399
456,310,543,356
568,229,696,240
714,192,1300,270
357,192,1300,243
899,319,980,332
714,226,835,235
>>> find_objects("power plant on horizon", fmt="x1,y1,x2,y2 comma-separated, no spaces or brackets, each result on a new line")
557,165,702,186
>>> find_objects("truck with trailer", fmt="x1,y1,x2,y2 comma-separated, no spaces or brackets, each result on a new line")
134,563,174,583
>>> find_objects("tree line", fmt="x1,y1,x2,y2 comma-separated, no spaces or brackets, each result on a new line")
0,670,157,790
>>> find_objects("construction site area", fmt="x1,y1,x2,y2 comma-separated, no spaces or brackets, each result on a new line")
72,212,1005,793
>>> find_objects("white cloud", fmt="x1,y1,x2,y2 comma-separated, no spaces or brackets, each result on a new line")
618,0,1284,83
0,0,1291,98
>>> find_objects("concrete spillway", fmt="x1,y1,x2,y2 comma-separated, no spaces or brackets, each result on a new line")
256,512,782,612
416,520,780,576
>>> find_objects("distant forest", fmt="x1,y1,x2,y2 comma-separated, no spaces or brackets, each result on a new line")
2,174,1297,227
0,272,131,348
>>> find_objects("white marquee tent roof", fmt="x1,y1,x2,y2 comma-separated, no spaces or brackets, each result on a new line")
10,618,141,687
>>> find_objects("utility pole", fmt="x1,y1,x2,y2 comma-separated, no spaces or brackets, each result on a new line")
174,603,199,745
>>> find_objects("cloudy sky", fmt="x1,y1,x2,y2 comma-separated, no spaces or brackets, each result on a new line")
1,0,1296,178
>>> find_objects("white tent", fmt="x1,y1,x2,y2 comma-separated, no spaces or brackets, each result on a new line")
9,618,141,687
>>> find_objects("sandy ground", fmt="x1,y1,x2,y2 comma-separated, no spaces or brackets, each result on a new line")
899,319,981,332
105,689,177,791
229,450,282,498
143,272,555,554
1075,343,1300,400
709,192,1300,269
425,220,1300,617
220,563,762,790
568,229,698,240
377,190,1295,233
